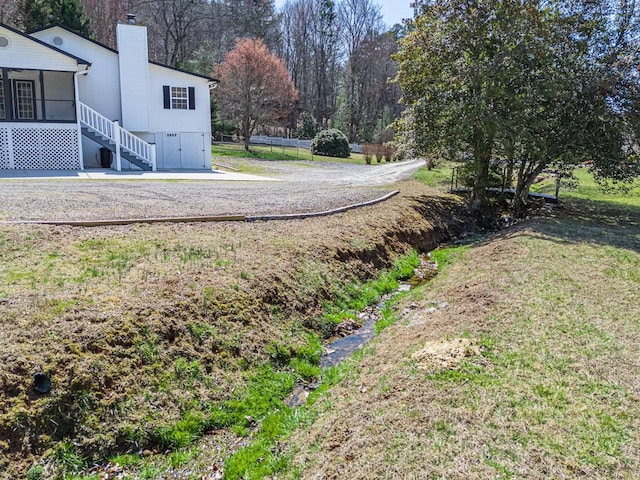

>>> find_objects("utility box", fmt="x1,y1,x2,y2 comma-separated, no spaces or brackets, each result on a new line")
99,147,112,168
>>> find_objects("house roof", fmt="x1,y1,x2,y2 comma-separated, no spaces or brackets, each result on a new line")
29,22,218,83
0,22,91,67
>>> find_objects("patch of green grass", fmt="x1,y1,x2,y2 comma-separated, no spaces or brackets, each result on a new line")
187,321,218,342
374,302,396,334
430,244,471,270
52,440,86,476
48,298,78,314
413,161,461,189
532,168,640,208
391,249,421,280
325,251,421,325
212,143,368,164
25,465,44,480
153,411,207,450
111,453,143,467
133,329,160,365
223,350,367,480
173,357,203,383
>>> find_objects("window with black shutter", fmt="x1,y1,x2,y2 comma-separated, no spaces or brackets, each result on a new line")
163,85,196,110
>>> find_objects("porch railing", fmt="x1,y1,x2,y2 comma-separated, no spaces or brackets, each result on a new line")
78,102,156,171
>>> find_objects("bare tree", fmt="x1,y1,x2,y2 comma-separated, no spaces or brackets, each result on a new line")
280,0,339,133
81,0,129,47
0,0,22,26
222,0,280,49
133,0,209,67
337,0,383,141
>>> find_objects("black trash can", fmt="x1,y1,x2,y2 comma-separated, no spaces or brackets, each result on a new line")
99,147,112,168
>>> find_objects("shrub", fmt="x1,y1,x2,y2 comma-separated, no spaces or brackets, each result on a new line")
374,144,384,163
311,129,350,158
362,144,374,164
384,145,396,162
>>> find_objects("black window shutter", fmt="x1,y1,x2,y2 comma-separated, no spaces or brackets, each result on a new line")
188,87,195,110
163,86,171,109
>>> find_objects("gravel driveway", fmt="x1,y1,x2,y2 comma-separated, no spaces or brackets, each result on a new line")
0,158,424,222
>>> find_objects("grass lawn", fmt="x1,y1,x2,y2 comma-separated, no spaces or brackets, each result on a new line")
412,161,460,189
533,167,640,209
211,142,371,164
259,170,640,479
0,182,471,479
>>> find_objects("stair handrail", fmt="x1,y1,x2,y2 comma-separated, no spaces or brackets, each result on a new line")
79,102,156,171
79,102,114,141
118,126,156,171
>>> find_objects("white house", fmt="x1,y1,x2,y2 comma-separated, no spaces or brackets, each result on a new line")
0,17,216,171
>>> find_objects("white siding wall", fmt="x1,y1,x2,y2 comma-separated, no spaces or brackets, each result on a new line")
0,27,80,72
148,65,211,169
148,65,210,133
116,23,150,131
31,27,122,122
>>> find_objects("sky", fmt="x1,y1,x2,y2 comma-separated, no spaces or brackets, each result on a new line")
273,0,415,29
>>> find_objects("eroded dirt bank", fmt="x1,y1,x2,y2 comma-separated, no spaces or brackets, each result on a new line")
0,181,474,477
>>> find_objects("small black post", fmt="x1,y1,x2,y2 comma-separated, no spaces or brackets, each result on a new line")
450,167,455,192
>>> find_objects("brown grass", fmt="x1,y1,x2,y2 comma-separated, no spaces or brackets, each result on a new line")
277,200,640,479
0,181,472,477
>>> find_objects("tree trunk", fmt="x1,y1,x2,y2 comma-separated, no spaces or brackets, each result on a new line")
513,164,544,218
513,181,529,218
470,128,494,212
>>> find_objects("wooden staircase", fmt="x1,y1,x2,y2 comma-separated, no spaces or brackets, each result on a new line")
79,102,156,171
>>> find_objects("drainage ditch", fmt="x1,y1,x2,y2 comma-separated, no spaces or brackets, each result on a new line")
286,252,440,407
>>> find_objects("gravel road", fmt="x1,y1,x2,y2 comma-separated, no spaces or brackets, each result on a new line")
0,158,424,222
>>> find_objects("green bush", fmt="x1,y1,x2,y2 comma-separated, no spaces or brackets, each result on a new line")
311,129,350,158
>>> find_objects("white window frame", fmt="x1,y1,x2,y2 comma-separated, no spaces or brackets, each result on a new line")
171,86,188,110
13,80,36,120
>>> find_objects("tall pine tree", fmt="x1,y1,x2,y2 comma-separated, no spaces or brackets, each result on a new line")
53,0,91,36
20,0,91,35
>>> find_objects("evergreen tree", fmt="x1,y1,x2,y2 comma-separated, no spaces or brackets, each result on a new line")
395,0,640,215
20,0,91,35
19,0,50,31
52,0,91,36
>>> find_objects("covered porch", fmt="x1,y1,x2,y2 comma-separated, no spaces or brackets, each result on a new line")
0,22,90,170
0,67,81,169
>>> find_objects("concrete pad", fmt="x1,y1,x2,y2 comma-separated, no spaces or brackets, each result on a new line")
0,168,279,182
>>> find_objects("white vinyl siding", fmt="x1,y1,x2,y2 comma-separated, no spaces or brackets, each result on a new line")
0,26,81,72
31,27,122,122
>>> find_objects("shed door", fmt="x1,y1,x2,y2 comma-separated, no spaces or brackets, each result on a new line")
162,133,181,169
180,133,206,169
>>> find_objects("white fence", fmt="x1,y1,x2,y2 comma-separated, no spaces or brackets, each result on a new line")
250,135,362,154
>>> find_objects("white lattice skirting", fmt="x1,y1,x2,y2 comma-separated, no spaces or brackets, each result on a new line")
0,123,81,170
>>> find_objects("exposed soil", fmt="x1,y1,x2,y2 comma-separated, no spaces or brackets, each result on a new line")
411,338,480,371
0,180,474,477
